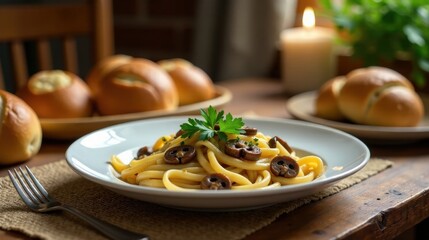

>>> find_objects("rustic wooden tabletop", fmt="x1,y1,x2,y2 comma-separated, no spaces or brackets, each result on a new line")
1,78,428,240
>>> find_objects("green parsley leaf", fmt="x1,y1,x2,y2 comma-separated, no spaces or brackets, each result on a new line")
180,106,244,141
201,106,224,128
218,113,245,135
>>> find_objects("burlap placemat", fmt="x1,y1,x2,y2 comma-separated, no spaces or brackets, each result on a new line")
0,158,392,240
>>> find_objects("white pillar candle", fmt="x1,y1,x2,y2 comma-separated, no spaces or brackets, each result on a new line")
280,7,336,94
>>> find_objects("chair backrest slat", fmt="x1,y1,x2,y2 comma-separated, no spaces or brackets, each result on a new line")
93,0,114,62
0,0,113,92
0,59,4,90
10,41,28,90
63,37,78,73
36,39,52,70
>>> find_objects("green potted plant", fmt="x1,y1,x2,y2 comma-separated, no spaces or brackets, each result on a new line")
321,0,429,88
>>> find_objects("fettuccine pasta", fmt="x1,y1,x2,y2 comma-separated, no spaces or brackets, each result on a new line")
111,128,324,191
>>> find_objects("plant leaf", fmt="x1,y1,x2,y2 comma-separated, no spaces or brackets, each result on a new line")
404,25,425,46
200,106,223,128
218,113,244,134
417,6,429,25
418,59,429,72
180,106,245,141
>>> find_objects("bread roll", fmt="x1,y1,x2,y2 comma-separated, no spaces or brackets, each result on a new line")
315,76,346,120
17,70,93,118
158,59,216,105
86,54,132,96
0,90,42,165
338,67,424,127
96,58,179,115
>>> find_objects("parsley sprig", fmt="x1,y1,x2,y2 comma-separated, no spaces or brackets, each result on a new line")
180,106,244,141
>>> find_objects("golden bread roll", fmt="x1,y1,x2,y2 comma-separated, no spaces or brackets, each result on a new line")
315,76,346,120
338,67,424,126
17,70,93,118
96,58,179,115
86,54,132,96
158,58,216,105
0,90,42,165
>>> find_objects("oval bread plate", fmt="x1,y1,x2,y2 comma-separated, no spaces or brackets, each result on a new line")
41,85,231,140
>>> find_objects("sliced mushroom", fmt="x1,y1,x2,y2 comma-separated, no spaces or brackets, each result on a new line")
225,140,247,158
136,146,153,159
268,136,294,153
224,139,261,161
270,156,299,178
164,145,196,164
175,129,184,138
201,173,232,190
242,126,258,136
242,146,261,161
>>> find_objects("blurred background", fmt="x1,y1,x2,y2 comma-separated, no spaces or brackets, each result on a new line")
1,0,428,91
0,0,319,88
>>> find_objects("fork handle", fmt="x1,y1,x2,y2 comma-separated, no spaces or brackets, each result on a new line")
59,204,150,240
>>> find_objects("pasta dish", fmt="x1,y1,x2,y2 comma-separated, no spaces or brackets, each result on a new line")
111,107,324,191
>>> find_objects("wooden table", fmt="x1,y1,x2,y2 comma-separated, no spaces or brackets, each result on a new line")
1,78,429,240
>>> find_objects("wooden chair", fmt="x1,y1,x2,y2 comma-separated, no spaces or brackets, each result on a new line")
0,0,114,92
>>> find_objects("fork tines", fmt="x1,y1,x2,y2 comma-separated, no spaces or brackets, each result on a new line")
8,166,51,209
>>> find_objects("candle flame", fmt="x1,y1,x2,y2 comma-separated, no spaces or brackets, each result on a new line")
303,7,315,28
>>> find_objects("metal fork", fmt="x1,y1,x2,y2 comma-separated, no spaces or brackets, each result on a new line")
8,166,150,240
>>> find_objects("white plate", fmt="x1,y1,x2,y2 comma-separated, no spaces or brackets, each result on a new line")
41,86,232,140
65,116,370,211
286,91,429,143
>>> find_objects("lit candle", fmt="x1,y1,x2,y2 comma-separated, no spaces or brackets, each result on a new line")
280,7,336,94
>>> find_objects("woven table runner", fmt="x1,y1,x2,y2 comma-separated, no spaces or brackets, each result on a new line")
0,158,392,240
